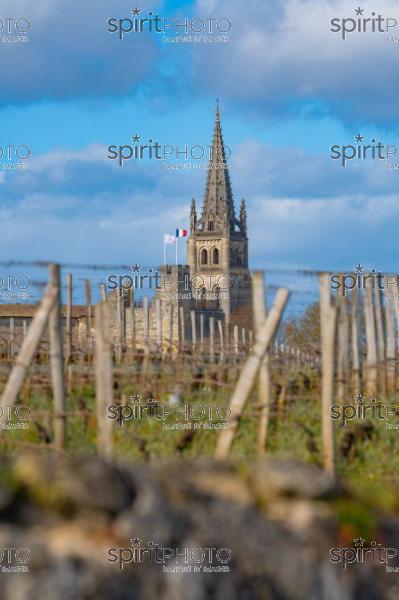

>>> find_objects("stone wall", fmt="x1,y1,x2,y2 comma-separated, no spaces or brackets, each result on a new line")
0,455,398,599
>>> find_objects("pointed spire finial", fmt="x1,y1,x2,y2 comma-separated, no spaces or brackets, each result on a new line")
200,101,234,232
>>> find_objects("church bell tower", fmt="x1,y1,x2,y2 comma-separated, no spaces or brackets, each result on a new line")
187,103,251,325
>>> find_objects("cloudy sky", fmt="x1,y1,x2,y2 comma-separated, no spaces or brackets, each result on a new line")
1,0,399,273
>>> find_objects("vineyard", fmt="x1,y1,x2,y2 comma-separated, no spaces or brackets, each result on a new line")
0,263,397,501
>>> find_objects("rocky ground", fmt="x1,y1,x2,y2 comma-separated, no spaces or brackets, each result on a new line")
0,455,398,599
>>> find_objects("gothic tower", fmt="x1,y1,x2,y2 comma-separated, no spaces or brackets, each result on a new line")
187,103,251,325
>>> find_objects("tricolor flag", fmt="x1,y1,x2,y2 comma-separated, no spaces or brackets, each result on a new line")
176,229,187,238
164,234,176,244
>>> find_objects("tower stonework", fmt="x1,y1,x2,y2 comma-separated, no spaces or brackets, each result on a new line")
187,105,252,327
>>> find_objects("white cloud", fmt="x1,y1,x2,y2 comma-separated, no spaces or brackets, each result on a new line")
0,0,161,102
192,0,399,123
250,193,399,270
0,141,398,270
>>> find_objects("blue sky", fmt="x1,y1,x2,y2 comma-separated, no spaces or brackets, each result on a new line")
1,0,399,274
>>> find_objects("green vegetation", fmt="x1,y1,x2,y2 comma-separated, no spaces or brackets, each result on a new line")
1,365,398,514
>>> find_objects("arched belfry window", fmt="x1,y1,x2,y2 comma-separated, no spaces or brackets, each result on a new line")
212,248,219,265
200,248,208,265
208,221,214,231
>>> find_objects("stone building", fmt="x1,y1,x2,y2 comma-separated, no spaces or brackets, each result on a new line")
186,103,252,326
106,104,253,352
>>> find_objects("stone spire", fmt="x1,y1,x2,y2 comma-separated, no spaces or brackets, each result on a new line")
199,102,236,234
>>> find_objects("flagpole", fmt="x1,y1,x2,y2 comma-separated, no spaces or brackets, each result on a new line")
163,239,166,266
176,237,178,265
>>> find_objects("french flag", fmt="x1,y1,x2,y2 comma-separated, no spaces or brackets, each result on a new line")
176,229,187,237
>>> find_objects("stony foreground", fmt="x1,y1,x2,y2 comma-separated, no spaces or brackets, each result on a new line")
0,455,398,599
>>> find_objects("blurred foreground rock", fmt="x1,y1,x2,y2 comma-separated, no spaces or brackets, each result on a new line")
0,456,397,599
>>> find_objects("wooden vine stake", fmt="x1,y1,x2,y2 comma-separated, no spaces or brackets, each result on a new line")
252,271,271,453
373,283,386,397
218,320,224,363
336,276,349,405
66,273,73,362
191,310,197,350
209,316,215,362
389,275,399,391
364,276,378,397
49,264,67,449
351,286,361,397
214,288,290,459
130,288,136,357
0,284,57,427
95,302,113,457
319,274,337,476
168,303,173,354
156,299,162,353
85,278,92,356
